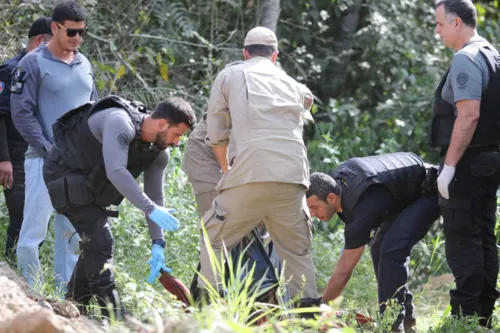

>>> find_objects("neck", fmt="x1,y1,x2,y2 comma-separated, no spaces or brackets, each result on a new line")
454,29,479,51
26,41,38,53
140,116,157,142
46,40,75,62
337,199,343,213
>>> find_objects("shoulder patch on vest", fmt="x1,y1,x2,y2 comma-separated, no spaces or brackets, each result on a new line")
0,82,5,94
10,67,27,94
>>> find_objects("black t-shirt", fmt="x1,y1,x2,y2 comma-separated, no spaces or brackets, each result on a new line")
340,185,399,249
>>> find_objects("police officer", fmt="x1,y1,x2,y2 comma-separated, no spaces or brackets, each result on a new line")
0,17,52,265
200,26,317,299
306,152,440,333
43,95,196,319
431,1,500,327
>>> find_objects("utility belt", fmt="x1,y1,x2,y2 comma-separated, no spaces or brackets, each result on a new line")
46,147,120,217
439,145,500,158
421,165,438,196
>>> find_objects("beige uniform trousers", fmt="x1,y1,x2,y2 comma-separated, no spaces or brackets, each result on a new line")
198,182,317,298
194,190,218,218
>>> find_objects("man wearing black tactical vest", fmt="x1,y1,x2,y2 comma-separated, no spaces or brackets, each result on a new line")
431,1,500,328
306,152,440,333
42,95,196,320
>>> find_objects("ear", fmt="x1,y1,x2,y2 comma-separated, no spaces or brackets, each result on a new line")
326,193,337,205
271,50,279,63
51,22,58,35
158,119,169,131
242,48,249,60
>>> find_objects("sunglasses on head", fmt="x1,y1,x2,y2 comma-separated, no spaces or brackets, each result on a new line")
55,22,88,37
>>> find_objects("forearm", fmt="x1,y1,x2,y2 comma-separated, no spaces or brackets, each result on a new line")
445,112,479,166
322,271,352,303
212,146,229,173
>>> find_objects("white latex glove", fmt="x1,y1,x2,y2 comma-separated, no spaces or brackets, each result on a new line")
437,164,456,199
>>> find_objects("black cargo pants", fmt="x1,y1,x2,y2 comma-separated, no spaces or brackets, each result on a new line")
439,147,500,327
42,148,122,320
370,190,440,332
3,145,26,265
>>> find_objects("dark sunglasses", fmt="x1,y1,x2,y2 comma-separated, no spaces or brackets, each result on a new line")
55,22,88,37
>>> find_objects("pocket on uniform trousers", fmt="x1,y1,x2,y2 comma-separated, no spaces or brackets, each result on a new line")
440,197,473,235
471,151,500,180
66,174,93,206
46,176,68,210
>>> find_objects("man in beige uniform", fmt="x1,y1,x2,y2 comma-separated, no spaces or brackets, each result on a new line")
200,26,317,299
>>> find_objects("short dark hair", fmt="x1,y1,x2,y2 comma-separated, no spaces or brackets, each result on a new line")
436,0,477,28
244,45,276,58
306,172,341,202
52,1,86,24
152,97,197,130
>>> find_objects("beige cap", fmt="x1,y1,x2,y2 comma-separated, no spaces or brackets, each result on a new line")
244,26,278,48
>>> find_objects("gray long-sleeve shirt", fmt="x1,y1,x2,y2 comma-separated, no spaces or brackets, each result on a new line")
88,107,169,240
10,45,98,159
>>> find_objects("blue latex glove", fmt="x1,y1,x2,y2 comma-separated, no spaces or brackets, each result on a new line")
147,206,179,232
147,244,172,284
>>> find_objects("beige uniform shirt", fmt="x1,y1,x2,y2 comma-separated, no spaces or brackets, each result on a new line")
206,56,313,191
182,114,236,194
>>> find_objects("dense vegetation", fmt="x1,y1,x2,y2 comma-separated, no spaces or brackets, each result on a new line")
1,0,500,332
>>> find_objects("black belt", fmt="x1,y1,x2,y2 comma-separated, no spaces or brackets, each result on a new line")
440,145,500,157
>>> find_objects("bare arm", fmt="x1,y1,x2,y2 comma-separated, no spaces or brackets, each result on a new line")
444,53,484,166
322,246,365,303
212,146,229,173
444,100,480,167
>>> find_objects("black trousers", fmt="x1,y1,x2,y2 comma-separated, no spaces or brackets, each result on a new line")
440,147,500,327
3,147,26,265
371,193,440,331
43,149,122,320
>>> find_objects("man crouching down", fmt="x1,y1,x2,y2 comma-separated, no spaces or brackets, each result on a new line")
43,95,196,320
306,152,441,333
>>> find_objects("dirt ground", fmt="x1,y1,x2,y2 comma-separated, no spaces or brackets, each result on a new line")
0,261,104,333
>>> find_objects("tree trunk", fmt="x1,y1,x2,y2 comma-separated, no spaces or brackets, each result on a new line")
258,0,281,33
330,0,363,95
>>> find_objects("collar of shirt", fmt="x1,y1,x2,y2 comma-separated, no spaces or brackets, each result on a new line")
39,44,84,66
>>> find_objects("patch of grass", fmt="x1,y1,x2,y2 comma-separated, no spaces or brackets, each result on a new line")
0,147,499,332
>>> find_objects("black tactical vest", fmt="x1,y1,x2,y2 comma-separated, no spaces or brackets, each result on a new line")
331,152,426,221
428,44,500,149
52,95,162,207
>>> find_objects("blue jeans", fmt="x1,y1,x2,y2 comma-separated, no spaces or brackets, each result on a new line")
16,157,80,293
